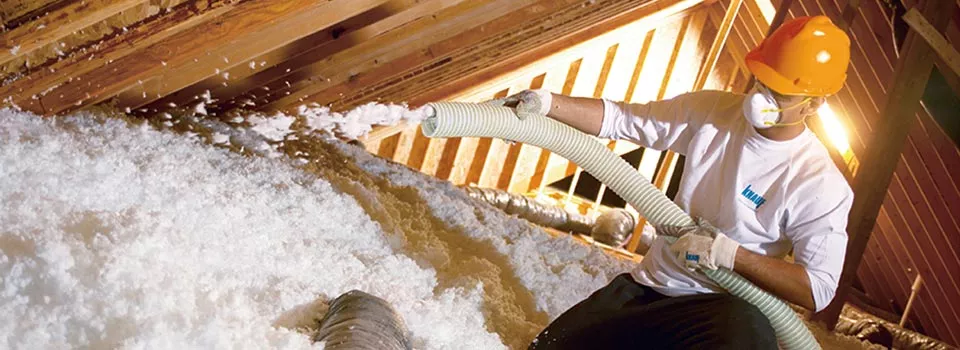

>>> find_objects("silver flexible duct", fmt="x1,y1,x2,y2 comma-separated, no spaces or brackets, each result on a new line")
837,305,954,350
421,101,820,350
460,186,635,247
314,290,411,350
460,186,595,235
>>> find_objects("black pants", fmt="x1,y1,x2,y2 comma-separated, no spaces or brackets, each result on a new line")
529,273,777,350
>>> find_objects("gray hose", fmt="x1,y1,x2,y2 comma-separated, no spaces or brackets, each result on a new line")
422,101,820,350
314,290,411,350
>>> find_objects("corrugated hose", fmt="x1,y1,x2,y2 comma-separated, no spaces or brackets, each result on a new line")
421,101,820,350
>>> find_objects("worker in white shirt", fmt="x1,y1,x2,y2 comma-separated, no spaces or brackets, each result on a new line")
507,16,854,349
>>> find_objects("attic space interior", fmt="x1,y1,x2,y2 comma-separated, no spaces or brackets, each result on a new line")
1,0,959,349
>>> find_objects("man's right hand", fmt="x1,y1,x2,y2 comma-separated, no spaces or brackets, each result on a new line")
485,89,553,120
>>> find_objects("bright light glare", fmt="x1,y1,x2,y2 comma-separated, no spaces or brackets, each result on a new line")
755,0,776,25
817,102,851,155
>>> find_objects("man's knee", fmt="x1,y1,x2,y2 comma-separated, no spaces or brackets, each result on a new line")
714,296,777,348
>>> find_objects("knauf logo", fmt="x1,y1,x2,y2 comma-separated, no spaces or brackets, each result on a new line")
685,253,700,262
741,185,767,209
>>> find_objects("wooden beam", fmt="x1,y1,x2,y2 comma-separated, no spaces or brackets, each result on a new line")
694,0,743,90
0,0,62,28
257,0,535,112
1,0,235,113
408,0,706,108
812,0,957,329
143,0,461,113
39,0,389,115
0,0,144,67
838,0,861,32
113,0,391,110
742,0,793,92
903,7,960,78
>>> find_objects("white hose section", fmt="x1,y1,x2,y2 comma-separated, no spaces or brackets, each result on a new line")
422,102,820,350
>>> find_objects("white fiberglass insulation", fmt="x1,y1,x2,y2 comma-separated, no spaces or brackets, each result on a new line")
0,106,632,349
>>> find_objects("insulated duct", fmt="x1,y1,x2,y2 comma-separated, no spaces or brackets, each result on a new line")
421,102,820,350
837,305,954,350
314,290,411,350
460,186,595,235
460,186,635,247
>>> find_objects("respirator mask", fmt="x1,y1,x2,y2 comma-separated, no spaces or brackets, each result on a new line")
742,84,812,129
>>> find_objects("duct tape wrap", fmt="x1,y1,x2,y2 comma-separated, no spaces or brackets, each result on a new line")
591,208,635,247
314,290,411,350
422,101,821,350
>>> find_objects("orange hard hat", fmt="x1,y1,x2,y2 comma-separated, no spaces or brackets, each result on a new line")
745,16,851,96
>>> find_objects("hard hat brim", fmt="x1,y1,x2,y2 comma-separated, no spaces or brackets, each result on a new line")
746,59,844,97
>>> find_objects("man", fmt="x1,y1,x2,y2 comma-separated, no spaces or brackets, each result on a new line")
502,16,854,349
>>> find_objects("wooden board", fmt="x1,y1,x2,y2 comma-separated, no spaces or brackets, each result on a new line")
38,0,389,114
2,0,236,113
0,0,144,66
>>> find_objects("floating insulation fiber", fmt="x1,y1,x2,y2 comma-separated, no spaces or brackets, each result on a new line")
0,107,631,349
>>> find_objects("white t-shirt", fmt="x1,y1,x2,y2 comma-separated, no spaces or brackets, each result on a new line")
598,90,853,311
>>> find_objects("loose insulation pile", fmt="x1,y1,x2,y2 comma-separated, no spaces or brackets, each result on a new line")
0,106,632,349
1,102,885,350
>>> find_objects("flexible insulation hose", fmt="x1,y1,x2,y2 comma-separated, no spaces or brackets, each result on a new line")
422,102,820,350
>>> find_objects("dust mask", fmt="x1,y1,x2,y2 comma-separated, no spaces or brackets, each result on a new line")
742,84,812,129
742,85,781,129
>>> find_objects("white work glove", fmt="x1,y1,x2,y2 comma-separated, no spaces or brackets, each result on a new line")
485,89,553,120
656,217,740,271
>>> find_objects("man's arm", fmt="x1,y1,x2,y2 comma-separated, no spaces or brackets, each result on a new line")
733,248,816,310
502,90,717,152
545,94,605,136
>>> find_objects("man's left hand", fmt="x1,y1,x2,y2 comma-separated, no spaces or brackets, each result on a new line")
657,218,740,271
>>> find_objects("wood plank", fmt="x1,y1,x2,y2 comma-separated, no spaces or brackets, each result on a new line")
740,0,793,91
537,46,608,189
695,0,742,90
419,136,448,176
0,0,144,66
813,0,957,329
145,0,463,112
257,0,538,112
905,112,960,247
884,167,960,341
39,0,386,115
377,132,402,160
434,137,462,180
507,73,552,193
0,0,61,26
112,0,391,110
2,0,235,113
529,60,580,192
380,0,706,109
903,7,960,77
465,137,493,186
391,126,420,168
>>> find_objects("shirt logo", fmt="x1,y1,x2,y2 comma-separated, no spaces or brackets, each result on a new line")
741,184,767,209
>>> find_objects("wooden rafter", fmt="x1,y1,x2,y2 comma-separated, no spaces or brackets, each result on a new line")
37,0,391,115
141,0,465,114
0,0,145,66
2,0,235,113
254,0,539,113
626,3,732,253
742,0,794,92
